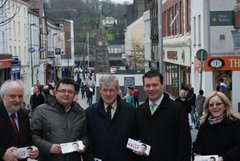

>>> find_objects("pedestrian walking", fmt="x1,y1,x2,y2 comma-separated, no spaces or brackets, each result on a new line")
194,89,206,129
186,87,196,127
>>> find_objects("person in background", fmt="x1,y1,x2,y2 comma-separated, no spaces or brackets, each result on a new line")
175,89,191,115
0,80,39,161
126,86,135,106
133,87,140,107
85,74,136,161
31,78,88,161
193,91,240,161
186,87,196,127
81,83,86,98
135,70,191,161
86,84,93,106
194,89,206,129
30,84,45,112
219,78,227,95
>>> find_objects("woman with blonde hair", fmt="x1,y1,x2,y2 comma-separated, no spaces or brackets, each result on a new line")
193,91,240,161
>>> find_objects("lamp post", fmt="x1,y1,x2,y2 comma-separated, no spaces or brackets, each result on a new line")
158,0,164,74
52,33,57,83
30,23,36,87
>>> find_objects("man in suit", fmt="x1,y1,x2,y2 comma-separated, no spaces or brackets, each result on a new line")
0,80,39,161
85,74,136,161
135,70,191,161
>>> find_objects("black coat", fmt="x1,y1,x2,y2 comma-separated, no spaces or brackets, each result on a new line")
193,118,240,161
135,93,192,161
0,101,32,161
85,96,136,161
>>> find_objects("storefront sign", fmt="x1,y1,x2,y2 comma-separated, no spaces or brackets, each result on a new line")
124,77,135,87
210,11,234,26
204,56,240,71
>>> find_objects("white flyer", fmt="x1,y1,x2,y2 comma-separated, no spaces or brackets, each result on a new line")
194,155,218,161
60,140,85,154
126,138,151,156
12,146,36,159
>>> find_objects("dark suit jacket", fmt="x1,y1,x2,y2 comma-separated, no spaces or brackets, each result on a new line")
136,93,192,161
0,101,32,161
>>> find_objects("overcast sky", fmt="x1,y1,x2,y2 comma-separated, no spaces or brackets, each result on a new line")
110,0,133,4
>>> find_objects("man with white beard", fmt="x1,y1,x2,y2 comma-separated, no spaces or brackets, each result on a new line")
0,80,39,161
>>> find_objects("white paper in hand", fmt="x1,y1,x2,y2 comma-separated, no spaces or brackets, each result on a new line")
194,155,218,161
60,141,85,154
126,138,151,156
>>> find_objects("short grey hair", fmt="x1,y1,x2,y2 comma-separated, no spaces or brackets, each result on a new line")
0,80,25,99
99,75,120,90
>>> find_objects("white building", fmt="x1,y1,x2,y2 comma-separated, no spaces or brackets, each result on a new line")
191,0,240,111
102,16,117,27
143,10,151,72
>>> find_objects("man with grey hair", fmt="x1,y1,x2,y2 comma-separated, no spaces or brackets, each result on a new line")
0,80,39,161
85,74,136,161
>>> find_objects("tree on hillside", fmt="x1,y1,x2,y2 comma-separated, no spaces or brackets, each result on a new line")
0,0,19,26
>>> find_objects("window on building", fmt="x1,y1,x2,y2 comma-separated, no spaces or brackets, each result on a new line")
198,15,201,46
193,16,196,46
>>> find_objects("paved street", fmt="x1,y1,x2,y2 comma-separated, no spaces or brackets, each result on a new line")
76,93,96,110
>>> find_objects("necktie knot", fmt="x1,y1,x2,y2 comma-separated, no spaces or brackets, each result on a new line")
107,105,112,112
10,114,16,121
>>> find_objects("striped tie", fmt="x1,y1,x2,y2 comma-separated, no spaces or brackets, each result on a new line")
150,103,157,115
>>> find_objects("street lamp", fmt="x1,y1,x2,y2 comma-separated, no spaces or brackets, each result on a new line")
30,23,36,87
52,33,57,82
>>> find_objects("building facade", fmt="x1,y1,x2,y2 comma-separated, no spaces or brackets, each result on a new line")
192,0,240,111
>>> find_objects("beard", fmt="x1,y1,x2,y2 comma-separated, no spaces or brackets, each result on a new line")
8,105,20,113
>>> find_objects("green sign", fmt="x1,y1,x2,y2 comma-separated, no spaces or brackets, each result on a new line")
210,11,234,26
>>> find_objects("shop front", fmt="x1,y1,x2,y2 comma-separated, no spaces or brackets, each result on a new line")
204,56,240,112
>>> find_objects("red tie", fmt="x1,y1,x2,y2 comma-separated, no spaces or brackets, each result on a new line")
10,114,19,141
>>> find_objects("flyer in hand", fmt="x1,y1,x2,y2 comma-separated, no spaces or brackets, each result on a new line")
60,140,85,154
12,146,36,159
126,138,151,156
194,155,218,161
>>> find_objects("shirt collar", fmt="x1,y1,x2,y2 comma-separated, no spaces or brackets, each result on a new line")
104,101,117,112
7,110,18,119
149,94,164,107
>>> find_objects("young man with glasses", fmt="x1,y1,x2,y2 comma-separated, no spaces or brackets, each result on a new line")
31,77,88,161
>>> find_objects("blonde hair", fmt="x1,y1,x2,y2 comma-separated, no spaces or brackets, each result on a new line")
200,91,238,126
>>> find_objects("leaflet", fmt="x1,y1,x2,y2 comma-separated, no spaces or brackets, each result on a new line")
12,146,36,159
60,140,85,154
126,138,151,156
194,155,218,161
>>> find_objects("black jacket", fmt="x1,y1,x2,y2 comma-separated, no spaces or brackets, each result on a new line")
136,93,192,161
193,118,240,161
85,95,136,161
0,101,32,161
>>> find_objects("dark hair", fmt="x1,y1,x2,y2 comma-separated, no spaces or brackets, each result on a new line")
142,70,163,84
56,77,77,92
199,89,204,95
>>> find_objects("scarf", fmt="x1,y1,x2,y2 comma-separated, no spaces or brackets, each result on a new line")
208,114,225,125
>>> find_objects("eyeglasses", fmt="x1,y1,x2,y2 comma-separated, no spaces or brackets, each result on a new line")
209,102,224,107
57,89,75,95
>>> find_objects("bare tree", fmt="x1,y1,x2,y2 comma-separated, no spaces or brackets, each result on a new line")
0,0,20,27
126,41,144,70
